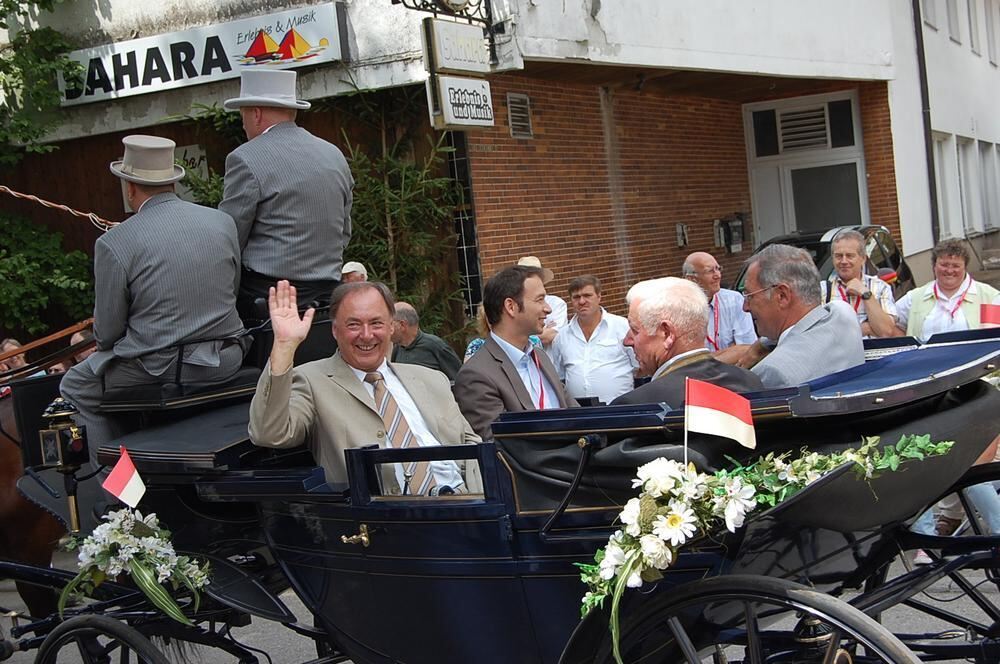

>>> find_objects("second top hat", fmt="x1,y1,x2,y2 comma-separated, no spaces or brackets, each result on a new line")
224,69,311,111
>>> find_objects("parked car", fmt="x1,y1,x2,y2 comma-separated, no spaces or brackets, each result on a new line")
731,225,916,301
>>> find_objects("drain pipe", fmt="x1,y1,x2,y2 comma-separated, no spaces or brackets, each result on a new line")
912,0,940,243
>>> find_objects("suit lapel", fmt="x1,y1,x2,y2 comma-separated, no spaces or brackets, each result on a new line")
535,349,569,407
484,337,535,410
326,353,379,415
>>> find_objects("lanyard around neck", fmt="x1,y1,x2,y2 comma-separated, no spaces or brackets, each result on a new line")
706,293,720,351
837,282,862,312
530,350,545,409
933,280,972,319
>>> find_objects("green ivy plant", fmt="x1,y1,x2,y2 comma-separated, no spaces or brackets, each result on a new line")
0,213,93,336
0,1,82,166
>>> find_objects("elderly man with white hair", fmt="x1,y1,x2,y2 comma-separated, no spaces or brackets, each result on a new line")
612,277,763,406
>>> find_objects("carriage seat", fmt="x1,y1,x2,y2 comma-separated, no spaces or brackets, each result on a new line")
98,366,261,412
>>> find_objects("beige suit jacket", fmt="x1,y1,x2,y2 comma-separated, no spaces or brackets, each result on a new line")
249,353,480,491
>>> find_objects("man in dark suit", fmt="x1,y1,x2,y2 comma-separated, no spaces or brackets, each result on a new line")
60,135,247,467
612,277,763,406
453,265,575,440
220,69,354,318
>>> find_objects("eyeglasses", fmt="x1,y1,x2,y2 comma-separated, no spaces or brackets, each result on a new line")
693,266,723,276
742,285,775,302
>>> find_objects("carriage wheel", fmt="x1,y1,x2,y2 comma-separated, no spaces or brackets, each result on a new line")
34,615,170,664
593,575,919,664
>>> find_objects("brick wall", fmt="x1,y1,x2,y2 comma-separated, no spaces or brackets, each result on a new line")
466,74,755,315
465,76,901,314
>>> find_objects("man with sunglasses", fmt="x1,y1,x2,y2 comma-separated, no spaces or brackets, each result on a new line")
741,244,864,388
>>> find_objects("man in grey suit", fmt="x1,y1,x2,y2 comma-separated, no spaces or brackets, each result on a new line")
249,281,480,493
60,135,247,468
453,265,575,440
742,244,864,388
612,277,763,406
219,69,354,318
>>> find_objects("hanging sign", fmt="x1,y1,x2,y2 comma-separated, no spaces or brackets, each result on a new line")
59,3,345,106
425,74,494,130
422,17,490,75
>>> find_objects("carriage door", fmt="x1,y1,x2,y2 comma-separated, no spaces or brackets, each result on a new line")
744,91,871,244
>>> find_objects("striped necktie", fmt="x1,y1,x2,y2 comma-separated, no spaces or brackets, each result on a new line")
364,371,434,496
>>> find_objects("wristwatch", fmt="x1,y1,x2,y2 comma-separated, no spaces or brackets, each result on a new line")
861,290,873,300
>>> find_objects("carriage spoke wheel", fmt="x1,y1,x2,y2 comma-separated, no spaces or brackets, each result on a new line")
598,576,919,664
34,615,170,664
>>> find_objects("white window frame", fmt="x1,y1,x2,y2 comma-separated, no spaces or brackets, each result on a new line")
988,0,1000,63
947,0,963,42
969,0,982,53
979,141,999,229
924,0,939,28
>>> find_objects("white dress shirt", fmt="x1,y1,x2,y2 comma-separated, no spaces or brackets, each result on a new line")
350,360,464,490
895,275,975,342
490,332,560,409
706,289,757,350
548,309,637,403
545,295,568,329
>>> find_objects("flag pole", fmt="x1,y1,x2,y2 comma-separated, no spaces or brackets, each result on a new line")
683,377,689,466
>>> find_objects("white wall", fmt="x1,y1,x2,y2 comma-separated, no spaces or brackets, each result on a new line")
510,0,896,80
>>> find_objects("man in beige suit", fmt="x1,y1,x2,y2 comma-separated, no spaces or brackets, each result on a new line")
249,280,480,494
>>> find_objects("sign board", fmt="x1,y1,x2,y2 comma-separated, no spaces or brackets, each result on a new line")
425,75,494,130
60,3,344,106
422,18,490,75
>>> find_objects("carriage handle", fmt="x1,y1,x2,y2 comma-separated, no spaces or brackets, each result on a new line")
538,433,610,543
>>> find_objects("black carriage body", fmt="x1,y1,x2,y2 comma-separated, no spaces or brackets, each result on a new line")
14,331,999,663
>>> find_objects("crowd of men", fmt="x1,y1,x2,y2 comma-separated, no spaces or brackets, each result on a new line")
22,66,996,503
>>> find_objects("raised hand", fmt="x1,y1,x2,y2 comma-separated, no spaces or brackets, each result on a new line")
268,280,315,375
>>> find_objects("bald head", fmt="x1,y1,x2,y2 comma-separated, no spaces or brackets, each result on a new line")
392,301,420,345
682,251,723,297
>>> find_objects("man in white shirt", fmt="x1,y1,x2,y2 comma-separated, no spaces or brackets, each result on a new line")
517,256,567,346
819,229,897,338
682,251,756,353
249,281,479,494
548,275,638,404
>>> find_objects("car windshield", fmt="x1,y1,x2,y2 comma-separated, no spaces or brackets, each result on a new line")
732,239,834,292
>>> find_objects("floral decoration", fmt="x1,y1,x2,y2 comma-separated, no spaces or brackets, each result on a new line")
59,509,211,625
577,434,953,664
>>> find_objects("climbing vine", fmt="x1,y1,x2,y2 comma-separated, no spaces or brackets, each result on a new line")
0,1,82,166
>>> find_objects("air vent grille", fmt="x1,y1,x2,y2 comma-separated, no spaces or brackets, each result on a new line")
507,93,533,139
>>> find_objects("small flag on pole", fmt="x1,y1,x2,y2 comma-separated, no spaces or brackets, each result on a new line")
684,378,756,450
981,303,1000,327
102,446,145,508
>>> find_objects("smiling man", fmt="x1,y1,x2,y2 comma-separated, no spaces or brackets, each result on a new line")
820,230,897,338
249,280,479,494
453,265,575,440
741,244,864,388
611,277,761,406
682,251,756,352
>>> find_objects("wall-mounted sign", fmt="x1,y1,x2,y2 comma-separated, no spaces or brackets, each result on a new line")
425,74,494,130
59,3,345,106
422,17,490,75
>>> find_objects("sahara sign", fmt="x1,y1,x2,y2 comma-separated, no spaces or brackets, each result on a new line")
59,3,344,106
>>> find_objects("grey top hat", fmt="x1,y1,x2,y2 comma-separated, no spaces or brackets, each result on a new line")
109,135,185,186
224,69,311,111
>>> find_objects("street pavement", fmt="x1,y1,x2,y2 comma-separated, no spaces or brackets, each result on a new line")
0,551,995,662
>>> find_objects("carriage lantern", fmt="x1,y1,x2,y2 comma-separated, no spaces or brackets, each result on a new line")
38,397,89,469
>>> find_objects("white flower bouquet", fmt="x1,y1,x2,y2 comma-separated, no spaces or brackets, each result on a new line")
577,434,953,664
60,509,211,625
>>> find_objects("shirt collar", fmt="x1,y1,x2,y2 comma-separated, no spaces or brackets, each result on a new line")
348,359,390,384
568,309,606,335
651,348,711,380
929,274,973,301
490,332,533,364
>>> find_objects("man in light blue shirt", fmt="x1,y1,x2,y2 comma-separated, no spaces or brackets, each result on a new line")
682,252,756,353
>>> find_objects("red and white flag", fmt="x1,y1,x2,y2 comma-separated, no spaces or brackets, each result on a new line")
684,378,756,449
981,303,1000,327
102,446,146,508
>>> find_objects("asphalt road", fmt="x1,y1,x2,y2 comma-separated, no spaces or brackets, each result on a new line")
0,552,995,662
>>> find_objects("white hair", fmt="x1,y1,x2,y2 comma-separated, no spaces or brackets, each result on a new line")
625,277,708,343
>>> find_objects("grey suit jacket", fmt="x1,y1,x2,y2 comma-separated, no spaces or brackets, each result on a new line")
219,122,354,282
752,301,865,388
453,336,576,440
91,193,245,376
249,353,481,489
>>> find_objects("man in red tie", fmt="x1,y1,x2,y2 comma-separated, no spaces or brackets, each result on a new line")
248,280,480,495
454,265,576,440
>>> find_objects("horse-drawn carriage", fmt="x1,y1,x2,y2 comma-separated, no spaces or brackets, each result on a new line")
1,326,999,663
